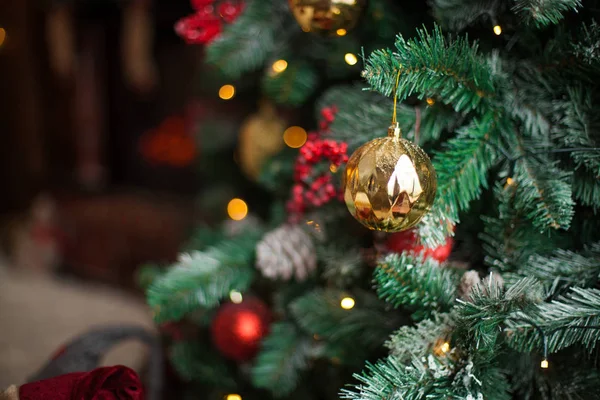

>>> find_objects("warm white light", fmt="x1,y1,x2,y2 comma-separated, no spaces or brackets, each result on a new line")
506,177,514,186
493,25,502,35
272,59,288,73
340,297,355,309
336,28,347,36
283,126,307,148
440,342,450,353
541,359,549,369
219,84,235,100
426,98,435,106
226,394,242,400
229,290,243,304
344,53,358,66
227,198,248,221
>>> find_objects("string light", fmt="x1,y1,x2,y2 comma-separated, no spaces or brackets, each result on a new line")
440,342,450,353
505,177,514,188
336,28,347,36
229,290,243,304
219,84,236,100
540,359,549,369
426,98,435,106
493,25,502,35
330,164,339,173
272,59,288,74
344,53,358,66
283,126,307,148
227,198,248,221
0,28,6,48
226,394,242,400
340,297,355,309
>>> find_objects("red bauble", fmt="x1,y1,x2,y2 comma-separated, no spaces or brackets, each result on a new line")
211,297,272,362
385,230,454,263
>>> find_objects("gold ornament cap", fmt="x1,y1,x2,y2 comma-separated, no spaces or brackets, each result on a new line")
343,123,437,232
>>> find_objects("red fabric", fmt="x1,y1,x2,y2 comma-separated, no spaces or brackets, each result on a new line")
20,366,144,400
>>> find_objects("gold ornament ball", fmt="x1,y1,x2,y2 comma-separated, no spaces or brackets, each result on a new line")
343,124,437,232
289,0,366,34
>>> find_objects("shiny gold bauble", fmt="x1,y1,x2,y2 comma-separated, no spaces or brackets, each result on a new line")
289,0,366,34
238,101,285,180
343,123,437,232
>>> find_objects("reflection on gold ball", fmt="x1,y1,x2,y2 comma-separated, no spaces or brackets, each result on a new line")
289,0,366,34
343,124,437,232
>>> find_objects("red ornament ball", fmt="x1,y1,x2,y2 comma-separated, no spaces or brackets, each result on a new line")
211,297,272,362
385,230,454,263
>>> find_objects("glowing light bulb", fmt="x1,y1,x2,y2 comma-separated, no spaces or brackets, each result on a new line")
344,53,358,66
426,98,435,106
227,198,248,221
330,164,339,173
272,59,288,73
541,359,549,369
336,28,347,36
440,342,450,353
506,177,514,186
283,126,307,148
219,84,235,100
229,290,243,304
340,297,355,309
226,394,242,400
493,25,502,35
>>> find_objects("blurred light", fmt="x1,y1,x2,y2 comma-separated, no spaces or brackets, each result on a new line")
332,6,341,14
426,98,435,106
330,164,339,173
440,342,450,353
340,297,355,309
506,177,514,186
283,126,307,148
272,59,288,73
227,198,248,221
541,359,549,369
219,84,236,100
344,53,358,66
226,394,242,400
336,28,347,36
229,290,243,304
0,28,6,47
493,25,502,35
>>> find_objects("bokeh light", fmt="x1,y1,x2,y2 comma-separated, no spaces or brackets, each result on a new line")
226,395,242,400
0,28,6,48
493,25,502,35
336,28,347,36
219,84,236,100
229,290,243,304
272,59,288,73
283,126,307,148
340,297,355,310
227,198,248,221
344,53,358,66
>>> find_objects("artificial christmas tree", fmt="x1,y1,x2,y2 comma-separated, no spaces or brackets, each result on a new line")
141,0,600,399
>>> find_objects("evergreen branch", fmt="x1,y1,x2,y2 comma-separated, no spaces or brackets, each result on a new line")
512,0,582,27
375,253,459,320
252,322,312,397
570,21,600,69
535,363,600,399
506,287,600,354
416,202,457,248
147,233,261,323
262,61,319,106
385,313,454,362
363,25,497,114
290,289,397,350
205,0,277,79
457,277,543,355
573,167,600,210
170,341,236,387
514,243,600,295
431,0,501,31
512,157,575,231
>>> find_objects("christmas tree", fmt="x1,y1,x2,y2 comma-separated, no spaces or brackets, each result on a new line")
141,0,600,398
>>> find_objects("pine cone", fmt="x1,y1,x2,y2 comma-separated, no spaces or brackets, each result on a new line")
256,224,317,281
458,270,481,300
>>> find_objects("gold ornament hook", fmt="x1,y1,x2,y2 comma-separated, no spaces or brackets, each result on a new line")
389,68,402,139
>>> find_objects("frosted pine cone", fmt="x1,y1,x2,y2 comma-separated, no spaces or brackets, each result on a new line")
256,224,317,281
458,270,481,300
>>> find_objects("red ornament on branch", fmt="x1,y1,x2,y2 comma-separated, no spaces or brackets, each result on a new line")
175,0,245,45
287,105,349,220
385,229,454,263
211,297,272,362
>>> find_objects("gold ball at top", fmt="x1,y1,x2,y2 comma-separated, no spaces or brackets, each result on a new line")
343,124,437,232
288,0,366,34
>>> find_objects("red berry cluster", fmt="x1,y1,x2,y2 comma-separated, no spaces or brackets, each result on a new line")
287,106,349,219
175,0,245,45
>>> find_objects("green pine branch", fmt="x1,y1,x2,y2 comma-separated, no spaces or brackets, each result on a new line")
431,0,501,31
512,0,582,27
573,167,600,211
205,0,277,79
506,287,600,354
362,25,498,114
252,322,312,397
375,253,459,320
262,61,319,106
170,341,236,387
290,289,397,350
147,232,261,323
